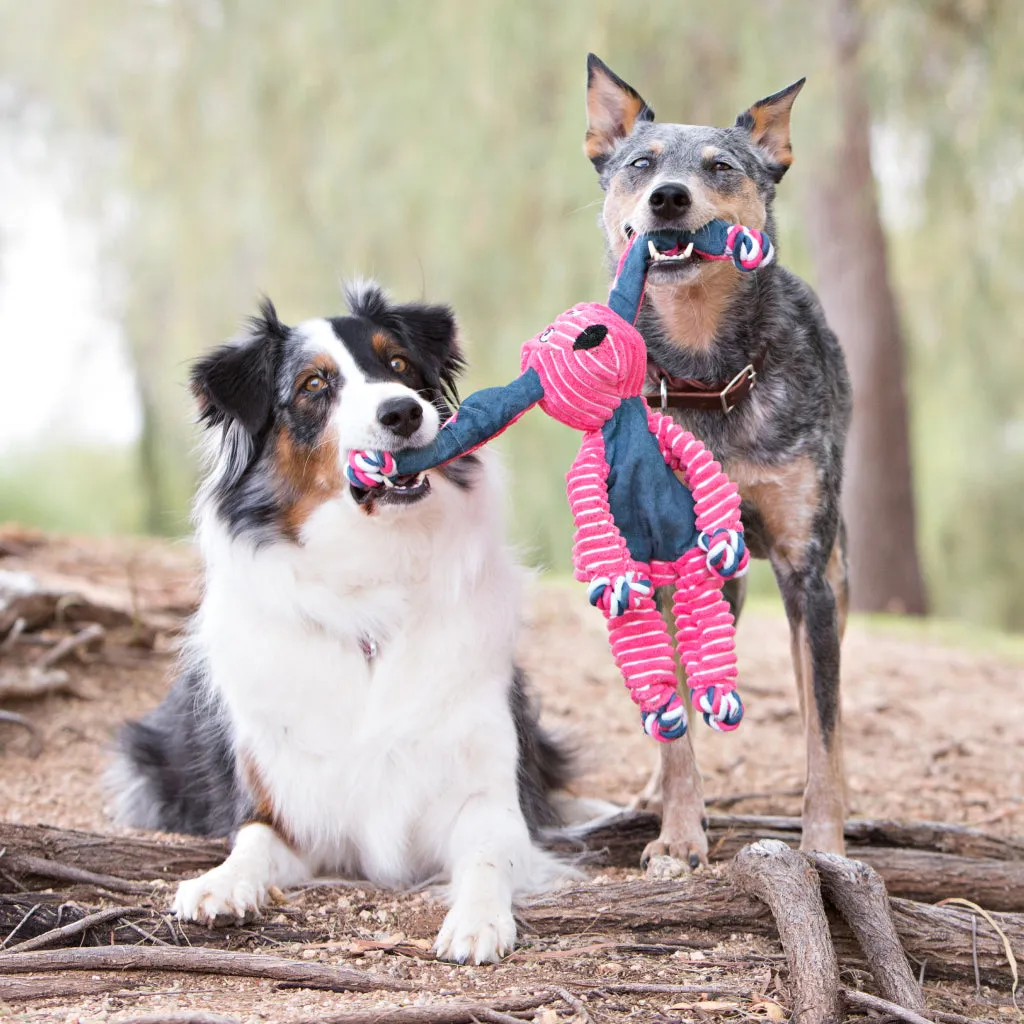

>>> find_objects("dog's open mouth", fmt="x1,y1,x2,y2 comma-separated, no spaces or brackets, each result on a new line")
644,232,706,277
350,472,431,508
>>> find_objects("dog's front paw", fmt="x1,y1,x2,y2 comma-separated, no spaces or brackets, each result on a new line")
173,865,265,925
434,899,517,965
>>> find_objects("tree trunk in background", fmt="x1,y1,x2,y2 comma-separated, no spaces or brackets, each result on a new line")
805,0,927,614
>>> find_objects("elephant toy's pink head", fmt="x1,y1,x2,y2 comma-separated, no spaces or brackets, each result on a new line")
519,302,648,431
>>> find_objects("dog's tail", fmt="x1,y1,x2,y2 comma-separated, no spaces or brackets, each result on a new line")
107,661,243,837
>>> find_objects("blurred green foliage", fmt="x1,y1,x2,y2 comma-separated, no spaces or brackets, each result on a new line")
0,1,1022,627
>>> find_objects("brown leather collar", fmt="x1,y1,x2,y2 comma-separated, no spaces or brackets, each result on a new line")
644,345,767,414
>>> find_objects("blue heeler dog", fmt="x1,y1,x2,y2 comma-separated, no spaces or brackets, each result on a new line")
584,54,852,868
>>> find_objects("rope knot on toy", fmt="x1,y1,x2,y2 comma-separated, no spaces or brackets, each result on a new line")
692,684,744,732
346,450,397,489
588,571,653,618
725,224,774,272
697,528,749,579
641,694,689,742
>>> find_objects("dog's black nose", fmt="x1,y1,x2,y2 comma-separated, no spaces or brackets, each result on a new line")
377,397,423,438
649,183,691,219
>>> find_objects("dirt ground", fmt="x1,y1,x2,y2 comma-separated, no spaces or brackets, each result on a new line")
0,527,1022,1023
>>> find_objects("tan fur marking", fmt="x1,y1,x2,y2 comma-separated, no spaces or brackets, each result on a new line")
726,456,820,570
274,424,343,537
647,261,738,352
371,332,392,359
241,754,298,850
826,537,849,640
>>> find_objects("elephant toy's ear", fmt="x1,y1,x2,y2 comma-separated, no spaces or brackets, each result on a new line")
573,324,609,350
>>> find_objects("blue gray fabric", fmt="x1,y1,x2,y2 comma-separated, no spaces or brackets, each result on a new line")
602,396,698,562
393,367,545,476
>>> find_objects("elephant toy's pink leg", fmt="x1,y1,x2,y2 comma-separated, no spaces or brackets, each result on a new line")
606,594,688,742
672,548,744,731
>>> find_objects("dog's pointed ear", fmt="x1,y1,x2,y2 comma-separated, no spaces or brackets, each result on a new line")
190,298,286,435
585,53,654,171
735,78,805,183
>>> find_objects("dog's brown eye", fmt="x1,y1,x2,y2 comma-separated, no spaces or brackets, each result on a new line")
390,356,408,374
632,157,651,169
713,160,734,172
303,375,326,393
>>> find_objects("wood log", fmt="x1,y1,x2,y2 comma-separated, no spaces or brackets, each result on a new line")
809,852,925,1013
731,841,842,1024
553,811,1024,910
0,945,413,993
0,822,226,890
522,875,1023,986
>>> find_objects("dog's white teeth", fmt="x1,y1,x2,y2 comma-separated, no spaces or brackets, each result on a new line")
414,473,425,486
648,240,659,260
682,242,694,258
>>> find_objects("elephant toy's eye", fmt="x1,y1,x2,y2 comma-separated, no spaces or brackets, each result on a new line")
539,327,554,343
573,324,609,350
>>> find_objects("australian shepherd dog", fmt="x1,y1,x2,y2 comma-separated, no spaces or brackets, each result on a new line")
109,282,573,964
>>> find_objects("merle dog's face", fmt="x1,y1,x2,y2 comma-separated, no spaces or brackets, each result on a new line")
585,54,803,290
190,283,464,539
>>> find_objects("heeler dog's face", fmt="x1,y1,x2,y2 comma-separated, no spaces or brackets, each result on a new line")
585,54,803,299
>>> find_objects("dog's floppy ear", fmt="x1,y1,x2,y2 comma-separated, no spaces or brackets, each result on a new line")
735,78,806,183
346,280,464,404
392,302,465,406
585,53,654,171
190,298,286,435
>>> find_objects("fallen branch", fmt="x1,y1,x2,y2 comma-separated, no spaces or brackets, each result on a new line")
0,975,132,1003
553,811,1024,910
732,840,841,1024
0,822,226,889
0,944,413,993
842,988,935,1024
1,853,152,894
0,667,74,701
295,994,556,1024
522,874,1024,986
810,851,925,1013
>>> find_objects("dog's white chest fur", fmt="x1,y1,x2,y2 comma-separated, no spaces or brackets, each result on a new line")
194,459,526,889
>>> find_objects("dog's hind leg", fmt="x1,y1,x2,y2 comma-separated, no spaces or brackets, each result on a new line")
773,528,847,856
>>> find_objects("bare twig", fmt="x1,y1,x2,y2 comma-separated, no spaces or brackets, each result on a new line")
0,945,414,992
4,905,150,953
554,986,592,1022
705,787,803,810
0,709,43,756
0,902,41,949
35,622,105,669
0,617,26,651
843,988,936,1024
113,1015,241,1024
570,982,754,998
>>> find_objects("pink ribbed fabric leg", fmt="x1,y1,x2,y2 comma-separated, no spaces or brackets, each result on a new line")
604,589,679,715
672,547,741,728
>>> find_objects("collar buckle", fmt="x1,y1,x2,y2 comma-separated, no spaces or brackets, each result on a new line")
720,363,757,415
